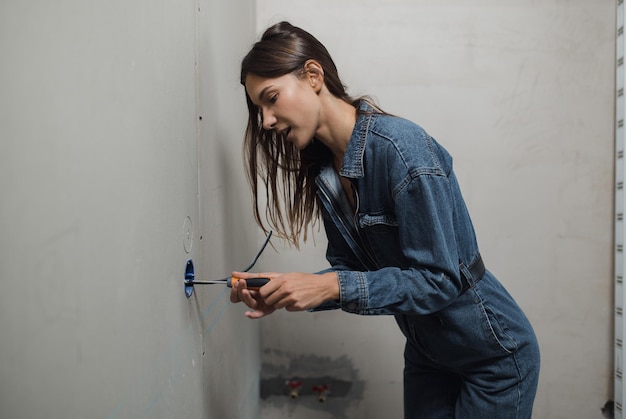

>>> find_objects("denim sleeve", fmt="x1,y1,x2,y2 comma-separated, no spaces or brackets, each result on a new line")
309,266,341,311
335,173,466,316
309,213,353,312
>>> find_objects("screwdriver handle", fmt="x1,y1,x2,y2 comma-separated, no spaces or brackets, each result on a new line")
228,277,270,290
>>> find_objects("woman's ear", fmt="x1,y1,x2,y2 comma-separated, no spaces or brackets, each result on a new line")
303,60,324,92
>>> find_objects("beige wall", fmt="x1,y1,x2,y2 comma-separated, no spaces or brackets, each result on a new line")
254,2,616,418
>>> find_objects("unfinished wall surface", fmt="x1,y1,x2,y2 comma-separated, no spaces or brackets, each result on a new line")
254,2,616,419
0,1,258,418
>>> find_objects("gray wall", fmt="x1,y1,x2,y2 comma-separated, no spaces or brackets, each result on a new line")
255,2,616,419
0,1,259,418
0,2,616,418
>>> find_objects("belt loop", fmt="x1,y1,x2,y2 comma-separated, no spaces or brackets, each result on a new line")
459,254,485,292
459,264,473,291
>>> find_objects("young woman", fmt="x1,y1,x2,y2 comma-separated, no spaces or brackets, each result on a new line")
231,21,540,418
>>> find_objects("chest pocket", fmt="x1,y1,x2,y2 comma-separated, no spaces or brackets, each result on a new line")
358,212,399,232
357,212,402,266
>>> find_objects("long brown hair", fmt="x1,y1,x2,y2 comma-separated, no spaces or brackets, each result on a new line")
240,21,375,247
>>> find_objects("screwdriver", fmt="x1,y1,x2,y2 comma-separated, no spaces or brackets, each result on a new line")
185,231,273,291
185,276,270,290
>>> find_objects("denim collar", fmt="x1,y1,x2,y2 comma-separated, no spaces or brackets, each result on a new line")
339,101,377,179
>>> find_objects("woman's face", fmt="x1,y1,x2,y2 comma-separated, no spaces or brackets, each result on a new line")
245,72,321,150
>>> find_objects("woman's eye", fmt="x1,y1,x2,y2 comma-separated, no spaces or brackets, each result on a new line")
269,94,278,104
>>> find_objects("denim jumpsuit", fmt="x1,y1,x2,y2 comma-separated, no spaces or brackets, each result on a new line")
313,102,540,418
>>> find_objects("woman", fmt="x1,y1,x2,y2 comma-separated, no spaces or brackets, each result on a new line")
231,21,540,418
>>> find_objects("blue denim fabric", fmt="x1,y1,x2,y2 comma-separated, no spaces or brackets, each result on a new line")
314,102,539,417
396,272,540,418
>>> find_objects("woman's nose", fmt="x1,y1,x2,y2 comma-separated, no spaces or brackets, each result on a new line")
262,111,277,131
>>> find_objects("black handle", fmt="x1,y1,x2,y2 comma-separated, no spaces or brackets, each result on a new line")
229,277,270,290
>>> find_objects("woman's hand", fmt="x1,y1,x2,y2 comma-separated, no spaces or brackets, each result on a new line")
229,272,277,319
230,271,339,319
